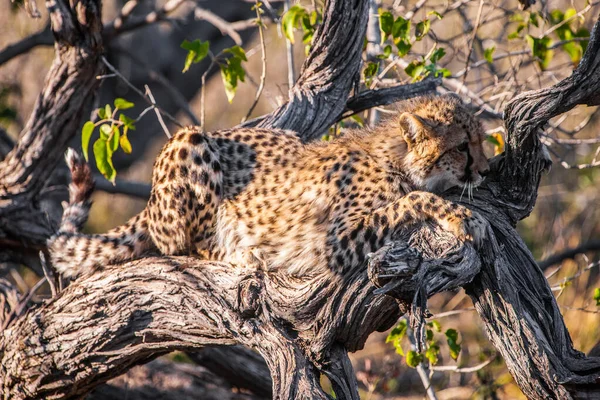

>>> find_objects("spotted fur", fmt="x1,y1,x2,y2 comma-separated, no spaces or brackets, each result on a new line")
49,94,489,278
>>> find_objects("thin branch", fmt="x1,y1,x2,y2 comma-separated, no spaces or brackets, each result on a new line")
100,56,182,129
103,0,188,40
408,327,438,400
145,85,171,138
461,0,485,84
111,45,200,125
39,251,57,297
0,26,52,66
283,0,296,88
539,240,600,270
194,7,243,46
431,358,493,373
243,5,267,122
94,175,151,199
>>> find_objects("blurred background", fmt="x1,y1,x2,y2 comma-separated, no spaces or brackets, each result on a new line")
1,0,599,398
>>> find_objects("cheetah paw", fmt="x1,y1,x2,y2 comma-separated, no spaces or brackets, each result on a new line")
445,211,488,248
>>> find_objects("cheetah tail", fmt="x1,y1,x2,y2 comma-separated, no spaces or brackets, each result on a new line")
48,149,154,279
59,148,95,234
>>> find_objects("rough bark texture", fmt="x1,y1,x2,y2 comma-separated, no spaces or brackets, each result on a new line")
0,0,104,247
2,0,600,399
88,358,262,400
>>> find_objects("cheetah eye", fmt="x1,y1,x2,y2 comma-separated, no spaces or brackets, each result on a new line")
457,142,469,152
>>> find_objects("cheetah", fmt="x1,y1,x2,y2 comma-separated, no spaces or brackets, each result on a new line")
49,94,490,278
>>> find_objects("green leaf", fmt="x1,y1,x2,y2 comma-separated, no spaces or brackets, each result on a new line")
282,5,306,44
93,138,116,184
486,134,501,146
428,10,443,20
415,19,431,41
510,13,525,23
99,124,112,140
396,39,411,56
575,28,590,53
379,10,394,40
363,62,378,85
386,320,408,343
114,98,134,110
484,46,496,63
445,329,461,361
426,329,434,342
429,48,446,63
120,133,132,154
549,9,564,25
425,343,440,365
377,44,392,60
406,350,423,368
529,12,539,27
310,10,319,25
220,60,245,103
564,8,577,23
119,114,136,131
350,114,364,128
81,121,95,162
404,60,425,81
224,45,248,61
104,104,112,119
508,24,525,40
392,17,410,42
594,288,600,306
526,34,554,70
181,39,210,73
109,126,120,153
429,320,442,332
97,107,106,120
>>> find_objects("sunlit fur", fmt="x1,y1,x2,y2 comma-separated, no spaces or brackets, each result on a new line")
358,94,489,195
49,94,489,279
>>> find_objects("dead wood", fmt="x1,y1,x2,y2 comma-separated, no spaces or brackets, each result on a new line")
1,0,600,399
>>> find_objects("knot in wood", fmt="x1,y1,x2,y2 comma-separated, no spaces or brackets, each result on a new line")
367,241,423,303
237,275,263,318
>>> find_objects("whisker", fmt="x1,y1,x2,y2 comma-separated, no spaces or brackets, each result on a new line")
469,182,473,202
459,182,467,202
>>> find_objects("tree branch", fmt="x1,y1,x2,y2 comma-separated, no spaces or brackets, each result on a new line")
538,240,600,270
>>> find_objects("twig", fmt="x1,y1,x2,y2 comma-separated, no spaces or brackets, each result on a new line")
100,56,182,129
145,85,171,138
461,0,484,84
111,0,139,31
94,175,151,199
20,0,42,18
431,358,493,373
408,328,438,400
0,26,52,66
39,251,57,297
431,308,476,319
542,2,597,37
103,0,188,40
243,4,268,123
194,7,243,46
539,240,600,270
112,45,200,125
283,0,296,88
1,276,47,330
365,0,382,125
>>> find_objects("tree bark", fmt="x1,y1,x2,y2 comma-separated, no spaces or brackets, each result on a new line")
2,0,600,399
0,0,104,247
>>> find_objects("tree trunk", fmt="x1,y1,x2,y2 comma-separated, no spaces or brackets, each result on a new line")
1,0,600,399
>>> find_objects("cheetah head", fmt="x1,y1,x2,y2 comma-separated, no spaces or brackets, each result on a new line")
396,95,490,194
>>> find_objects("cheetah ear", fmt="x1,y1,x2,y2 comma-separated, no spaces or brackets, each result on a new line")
398,112,428,147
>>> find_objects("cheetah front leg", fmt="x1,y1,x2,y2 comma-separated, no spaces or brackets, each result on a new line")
372,191,487,246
